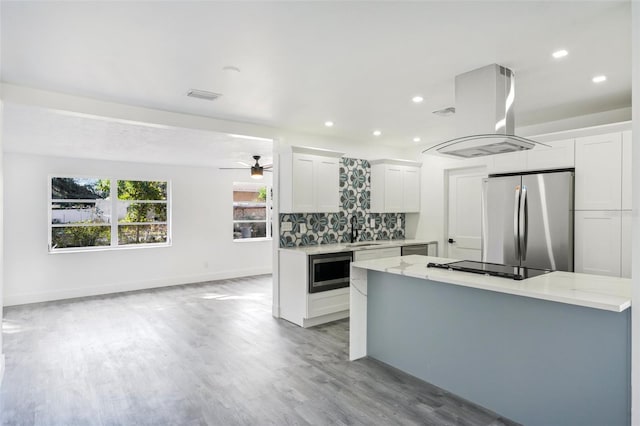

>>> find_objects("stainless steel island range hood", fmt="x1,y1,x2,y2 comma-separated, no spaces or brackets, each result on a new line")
425,64,545,158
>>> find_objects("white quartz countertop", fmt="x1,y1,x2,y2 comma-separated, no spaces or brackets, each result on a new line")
351,255,631,312
278,239,435,255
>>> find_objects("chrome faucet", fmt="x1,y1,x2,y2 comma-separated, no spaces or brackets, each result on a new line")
350,215,358,243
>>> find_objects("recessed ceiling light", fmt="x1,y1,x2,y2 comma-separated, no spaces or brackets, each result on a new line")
592,75,607,83
187,89,222,101
413,137,421,143
373,130,382,136
552,49,568,59
412,95,424,104
324,121,334,127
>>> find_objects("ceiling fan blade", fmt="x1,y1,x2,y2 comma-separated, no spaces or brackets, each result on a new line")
219,167,248,170
263,164,273,169
236,161,252,167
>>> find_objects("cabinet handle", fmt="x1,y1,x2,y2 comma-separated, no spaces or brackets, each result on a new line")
448,238,456,244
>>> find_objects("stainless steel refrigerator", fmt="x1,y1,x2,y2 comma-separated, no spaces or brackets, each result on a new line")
481,170,574,271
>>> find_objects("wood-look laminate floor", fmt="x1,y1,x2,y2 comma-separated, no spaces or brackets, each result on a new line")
1,275,519,426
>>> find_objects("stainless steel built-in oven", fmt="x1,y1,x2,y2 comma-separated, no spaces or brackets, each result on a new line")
308,252,353,293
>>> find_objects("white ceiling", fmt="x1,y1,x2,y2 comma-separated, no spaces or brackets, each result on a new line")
2,104,273,168
0,1,632,151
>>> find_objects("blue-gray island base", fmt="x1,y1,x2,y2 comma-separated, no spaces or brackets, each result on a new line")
367,270,631,426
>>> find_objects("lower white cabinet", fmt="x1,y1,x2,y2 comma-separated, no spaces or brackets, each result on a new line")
279,250,349,328
353,247,401,261
279,245,403,328
575,211,622,277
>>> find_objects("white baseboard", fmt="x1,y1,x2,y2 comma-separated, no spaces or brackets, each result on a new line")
3,267,272,306
0,354,5,387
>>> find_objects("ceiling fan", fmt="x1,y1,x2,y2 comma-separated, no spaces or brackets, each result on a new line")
220,155,273,179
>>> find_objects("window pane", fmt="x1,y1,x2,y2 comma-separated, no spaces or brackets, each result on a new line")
118,202,167,223
233,222,267,239
233,205,266,221
51,201,111,224
118,180,167,201
118,224,168,245
52,226,111,249
233,186,267,203
51,178,109,200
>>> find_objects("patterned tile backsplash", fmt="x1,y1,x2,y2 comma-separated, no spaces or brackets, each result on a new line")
279,157,405,247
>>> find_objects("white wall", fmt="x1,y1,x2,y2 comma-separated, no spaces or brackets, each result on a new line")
630,1,639,423
3,153,273,306
0,100,4,380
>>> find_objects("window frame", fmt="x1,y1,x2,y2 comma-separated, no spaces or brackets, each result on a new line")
48,175,172,253
232,182,272,242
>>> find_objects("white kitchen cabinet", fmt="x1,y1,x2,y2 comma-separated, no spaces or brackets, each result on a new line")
488,151,527,174
279,250,350,328
280,146,344,213
526,139,575,171
353,247,401,261
487,139,574,175
621,211,632,278
575,132,622,210
622,131,632,210
370,159,421,213
402,167,421,212
575,210,622,277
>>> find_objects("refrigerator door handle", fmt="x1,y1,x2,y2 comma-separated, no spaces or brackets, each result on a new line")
513,185,521,259
520,185,528,260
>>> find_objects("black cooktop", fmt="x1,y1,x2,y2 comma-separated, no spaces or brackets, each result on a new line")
427,260,552,281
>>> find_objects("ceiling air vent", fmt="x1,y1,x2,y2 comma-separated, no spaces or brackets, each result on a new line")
187,89,222,101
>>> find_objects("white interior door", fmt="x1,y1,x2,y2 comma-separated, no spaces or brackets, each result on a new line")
447,167,486,260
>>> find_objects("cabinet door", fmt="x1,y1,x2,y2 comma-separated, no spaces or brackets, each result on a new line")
575,133,622,210
622,131,632,210
402,167,420,213
316,157,340,212
489,151,527,174
353,247,401,261
575,210,621,277
526,139,575,171
292,154,316,212
621,211,632,278
384,166,403,212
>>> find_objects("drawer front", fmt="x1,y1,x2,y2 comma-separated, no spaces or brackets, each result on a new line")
307,288,349,318
354,247,401,261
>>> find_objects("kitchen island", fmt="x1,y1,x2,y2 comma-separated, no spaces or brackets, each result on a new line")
350,255,632,426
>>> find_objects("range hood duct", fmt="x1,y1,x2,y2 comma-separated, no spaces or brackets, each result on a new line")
425,64,545,158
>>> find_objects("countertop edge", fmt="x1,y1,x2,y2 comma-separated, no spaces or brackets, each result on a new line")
352,256,631,313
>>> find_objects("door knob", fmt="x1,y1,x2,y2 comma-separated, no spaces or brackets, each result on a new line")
448,238,456,244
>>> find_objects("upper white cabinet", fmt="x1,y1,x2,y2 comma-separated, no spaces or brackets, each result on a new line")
280,146,344,213
488,139,575,175
526,139,575,171
370,159,421,213
575,132,622,210
622,131,632,210
489,151,527,174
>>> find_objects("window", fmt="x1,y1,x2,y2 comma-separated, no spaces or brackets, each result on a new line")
233,182,271,240
50,177,170,251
